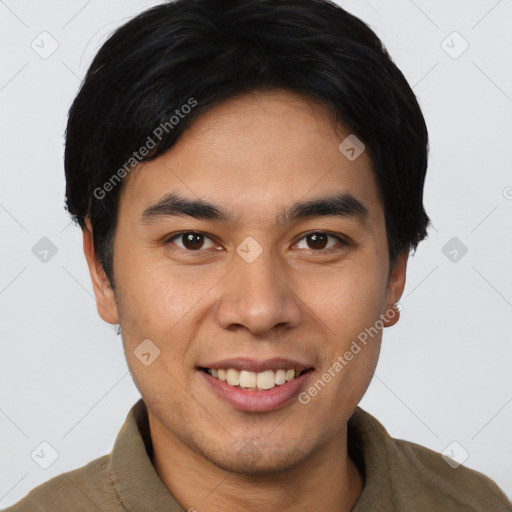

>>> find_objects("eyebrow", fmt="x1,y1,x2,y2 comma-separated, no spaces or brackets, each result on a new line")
140,191,370,228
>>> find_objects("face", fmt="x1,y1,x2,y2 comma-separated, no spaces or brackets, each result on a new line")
84,89,406,475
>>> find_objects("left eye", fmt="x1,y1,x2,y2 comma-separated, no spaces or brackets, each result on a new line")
294,232,347,251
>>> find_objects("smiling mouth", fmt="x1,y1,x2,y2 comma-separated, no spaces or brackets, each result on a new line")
199,367,314,391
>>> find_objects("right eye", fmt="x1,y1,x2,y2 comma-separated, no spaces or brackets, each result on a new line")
164,231,220,252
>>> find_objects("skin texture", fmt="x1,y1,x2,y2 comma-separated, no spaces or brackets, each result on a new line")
83,90,408,512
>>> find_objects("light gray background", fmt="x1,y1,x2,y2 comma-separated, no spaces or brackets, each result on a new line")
1,0,511,507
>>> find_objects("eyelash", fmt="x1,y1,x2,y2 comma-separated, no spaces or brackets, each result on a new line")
164,231,350,254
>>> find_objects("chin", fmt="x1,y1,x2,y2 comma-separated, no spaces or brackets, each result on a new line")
201,439,310,476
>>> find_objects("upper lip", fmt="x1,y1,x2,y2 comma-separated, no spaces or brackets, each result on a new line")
198,357,314,374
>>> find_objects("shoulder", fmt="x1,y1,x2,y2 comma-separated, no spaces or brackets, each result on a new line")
349,407,512,511
3,454,124,512
390,437,511,511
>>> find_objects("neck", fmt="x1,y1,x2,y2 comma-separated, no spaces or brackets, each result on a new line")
149,416,363,512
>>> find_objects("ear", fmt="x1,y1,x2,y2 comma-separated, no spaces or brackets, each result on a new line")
382,249,408,328
82,218,119,324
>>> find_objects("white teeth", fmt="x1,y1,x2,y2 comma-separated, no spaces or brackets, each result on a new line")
275,369,286,385
226,368,240,386
239,370,257,388
257,370,276,390
207,367,304,390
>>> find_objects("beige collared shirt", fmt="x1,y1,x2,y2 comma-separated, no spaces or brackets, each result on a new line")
5,399,511,511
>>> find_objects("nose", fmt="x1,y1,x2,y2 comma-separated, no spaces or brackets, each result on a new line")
215,247,302,336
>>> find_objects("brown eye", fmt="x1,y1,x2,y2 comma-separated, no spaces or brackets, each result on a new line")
167,232,217,251
182,233,205,250
306,232,328,250
295,232,348,251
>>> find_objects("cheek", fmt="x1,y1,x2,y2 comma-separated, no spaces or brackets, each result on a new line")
299,264,384,406
114,266,199,404
307,266,385,342
115,255,212,331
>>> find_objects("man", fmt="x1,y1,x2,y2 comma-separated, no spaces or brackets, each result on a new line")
6,0,511,510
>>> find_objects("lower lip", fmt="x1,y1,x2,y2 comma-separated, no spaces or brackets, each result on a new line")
199,369,314,412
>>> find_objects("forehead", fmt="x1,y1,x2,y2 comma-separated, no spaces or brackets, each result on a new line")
118,90,382,228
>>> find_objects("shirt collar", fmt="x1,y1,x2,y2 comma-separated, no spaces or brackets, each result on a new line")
109,398,397,511
348,406,397,510
109,399,185,511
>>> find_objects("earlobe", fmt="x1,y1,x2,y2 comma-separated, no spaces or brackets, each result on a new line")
82,218,119,325
383,250,408,327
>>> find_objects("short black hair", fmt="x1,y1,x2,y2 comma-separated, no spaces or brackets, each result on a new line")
64,0,430,288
